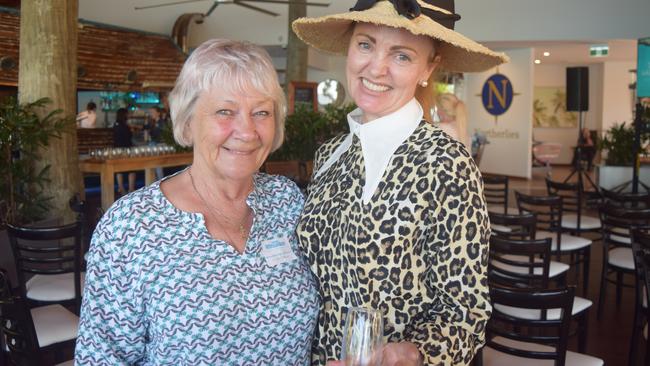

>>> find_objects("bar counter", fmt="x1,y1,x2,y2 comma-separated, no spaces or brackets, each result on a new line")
79,152,193,210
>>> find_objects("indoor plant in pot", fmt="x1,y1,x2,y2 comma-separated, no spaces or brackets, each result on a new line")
597,121,649,190
265,102,354,183
0,96,68,283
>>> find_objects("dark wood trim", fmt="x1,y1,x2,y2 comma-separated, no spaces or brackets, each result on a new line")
288,81,317,114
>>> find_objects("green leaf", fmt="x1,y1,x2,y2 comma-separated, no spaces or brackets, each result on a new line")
0,96,69,226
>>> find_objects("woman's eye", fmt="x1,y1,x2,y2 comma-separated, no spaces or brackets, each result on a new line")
396,53,412,63
358,41,371,51
216,109,233,116
254,110,271,117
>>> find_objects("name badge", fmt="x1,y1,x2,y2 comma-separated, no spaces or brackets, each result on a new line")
260,236,298,267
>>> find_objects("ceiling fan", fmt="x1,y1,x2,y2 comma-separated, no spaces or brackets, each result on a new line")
135,0,330,17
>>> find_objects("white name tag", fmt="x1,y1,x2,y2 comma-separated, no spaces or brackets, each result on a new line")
261,236,298,267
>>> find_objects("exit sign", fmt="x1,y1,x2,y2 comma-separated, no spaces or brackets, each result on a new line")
590,44,609,57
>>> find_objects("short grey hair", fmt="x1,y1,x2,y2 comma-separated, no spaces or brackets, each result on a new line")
169,39,286,150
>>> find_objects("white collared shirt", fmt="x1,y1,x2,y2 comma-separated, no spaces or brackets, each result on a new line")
315,98,423,203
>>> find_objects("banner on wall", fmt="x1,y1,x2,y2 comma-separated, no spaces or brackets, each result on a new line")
465,48,533,179
639,37,650,98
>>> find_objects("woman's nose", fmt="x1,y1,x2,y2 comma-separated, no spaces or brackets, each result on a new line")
234,113,256,140
368,56,389,77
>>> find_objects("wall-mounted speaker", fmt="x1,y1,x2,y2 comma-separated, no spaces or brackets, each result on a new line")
566,67,589,112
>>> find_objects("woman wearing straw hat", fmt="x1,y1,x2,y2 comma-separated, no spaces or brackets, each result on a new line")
293,1,508,365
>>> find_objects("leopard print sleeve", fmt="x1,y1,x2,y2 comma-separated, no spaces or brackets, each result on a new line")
403,139,492,366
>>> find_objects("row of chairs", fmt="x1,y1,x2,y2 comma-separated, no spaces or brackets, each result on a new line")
485,175,602,234
481,173,650,365
477,212,601,364
477,228,650,366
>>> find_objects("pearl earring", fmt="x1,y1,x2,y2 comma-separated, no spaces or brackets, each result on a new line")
420,80,428,87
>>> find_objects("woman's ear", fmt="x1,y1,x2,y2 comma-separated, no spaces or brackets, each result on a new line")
425,55,442,80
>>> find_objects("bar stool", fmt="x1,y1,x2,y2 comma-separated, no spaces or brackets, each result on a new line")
6,221,85,313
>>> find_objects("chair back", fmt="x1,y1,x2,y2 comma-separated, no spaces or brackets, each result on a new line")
0,271,40,366
600,204,650,248
601,188,650,209
632,229,650,366
488,211,536,240
515,191,563,246
546,178,581,214
485,286,575,366
483,175,509,214
489,235,552,290
6,221,83,308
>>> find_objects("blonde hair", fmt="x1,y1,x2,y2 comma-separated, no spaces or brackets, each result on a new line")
169,39,286,150
415,41,440,122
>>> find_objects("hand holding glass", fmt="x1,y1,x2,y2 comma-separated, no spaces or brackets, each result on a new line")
340,307,384,366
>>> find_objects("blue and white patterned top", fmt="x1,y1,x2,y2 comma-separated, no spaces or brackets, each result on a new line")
75,173,320,366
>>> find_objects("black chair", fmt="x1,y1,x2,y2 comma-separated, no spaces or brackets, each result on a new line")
546,178,601,236
68,195,90,262
489,211,569,284
489,235,591,353
630,229,650,366
601,188,650,209
6,221,84,313
484,174,510,214
516,191,593,294
489,211,536,240
477,286,603,366
0,270,77,366
0,268,10,366
597,205,650,319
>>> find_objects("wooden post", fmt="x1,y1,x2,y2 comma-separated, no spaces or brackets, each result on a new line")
286,0,308,91
18,0,81,221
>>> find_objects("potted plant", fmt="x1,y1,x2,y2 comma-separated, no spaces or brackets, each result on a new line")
0,96,69,283
597,121,650,190
266,102,354,183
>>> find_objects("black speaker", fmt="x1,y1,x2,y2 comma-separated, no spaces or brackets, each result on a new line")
566,67,589,111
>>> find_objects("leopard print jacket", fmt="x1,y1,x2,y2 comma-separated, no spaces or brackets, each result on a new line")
297,121,491,366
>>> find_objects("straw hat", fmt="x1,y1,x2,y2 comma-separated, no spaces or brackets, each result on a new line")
292,0,509,72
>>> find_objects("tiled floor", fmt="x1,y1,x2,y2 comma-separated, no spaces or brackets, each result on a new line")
506,165,639,365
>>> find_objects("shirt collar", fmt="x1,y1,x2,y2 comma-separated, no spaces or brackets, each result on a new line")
314,99,422,204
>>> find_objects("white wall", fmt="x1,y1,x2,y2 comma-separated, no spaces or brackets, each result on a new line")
307,52,351,104
465,48,534,178
602,61,636,133
533,63,604,164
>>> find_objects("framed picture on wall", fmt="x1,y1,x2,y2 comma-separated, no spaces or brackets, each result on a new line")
533,86,578,128
289,81,317,114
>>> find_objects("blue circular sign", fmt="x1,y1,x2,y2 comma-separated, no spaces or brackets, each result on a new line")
481,73,514,116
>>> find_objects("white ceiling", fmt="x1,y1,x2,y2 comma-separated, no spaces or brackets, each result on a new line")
486,40,638,66
77,0,639,65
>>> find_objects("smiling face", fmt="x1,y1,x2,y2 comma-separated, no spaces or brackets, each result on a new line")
190,87,276,182
346,23,438,122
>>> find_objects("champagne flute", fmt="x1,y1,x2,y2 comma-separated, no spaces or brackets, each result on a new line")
340,307,384,366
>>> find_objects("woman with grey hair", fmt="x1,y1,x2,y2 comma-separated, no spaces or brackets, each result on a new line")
75,39,319,365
